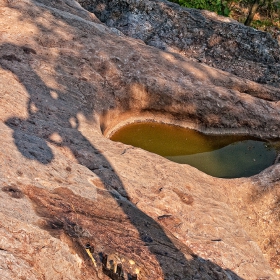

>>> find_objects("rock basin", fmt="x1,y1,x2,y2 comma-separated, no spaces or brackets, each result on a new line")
1,0,280,279
110,121,278,178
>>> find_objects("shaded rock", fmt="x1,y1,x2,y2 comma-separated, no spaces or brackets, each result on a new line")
78,0,280,87
0,0,280,279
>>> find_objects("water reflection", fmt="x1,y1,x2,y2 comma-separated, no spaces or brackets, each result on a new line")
167,140,276,178
110,122,277,178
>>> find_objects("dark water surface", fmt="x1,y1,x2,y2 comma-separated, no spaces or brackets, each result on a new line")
110,122,277,178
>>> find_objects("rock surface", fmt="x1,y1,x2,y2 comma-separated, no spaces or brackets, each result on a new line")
0,0,280,279
78,0,280,87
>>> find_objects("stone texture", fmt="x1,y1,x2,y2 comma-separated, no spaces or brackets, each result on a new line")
78,0,280,87
0,0,280,279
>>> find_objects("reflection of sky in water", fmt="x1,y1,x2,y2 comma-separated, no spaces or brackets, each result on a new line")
110,122,278,178
167,140,276,178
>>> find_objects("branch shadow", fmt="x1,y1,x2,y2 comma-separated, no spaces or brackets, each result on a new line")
0,1,257,279
1,40,244,280
79,0,280,88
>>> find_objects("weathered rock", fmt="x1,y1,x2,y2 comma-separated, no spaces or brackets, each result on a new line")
0,0,280,279
78,0,280,87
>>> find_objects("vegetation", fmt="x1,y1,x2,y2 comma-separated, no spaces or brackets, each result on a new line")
171,0,232,16
170,0,280,36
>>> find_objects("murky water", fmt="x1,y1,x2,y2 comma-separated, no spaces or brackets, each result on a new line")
110,122,277,178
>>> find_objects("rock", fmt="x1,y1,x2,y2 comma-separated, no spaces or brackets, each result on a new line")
77,0,280,87
0,0,280,279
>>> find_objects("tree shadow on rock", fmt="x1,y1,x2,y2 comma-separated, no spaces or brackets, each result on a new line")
0,40,244,279
0,1,246,278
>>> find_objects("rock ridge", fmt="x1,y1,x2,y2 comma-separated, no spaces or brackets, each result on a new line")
78,0,280,87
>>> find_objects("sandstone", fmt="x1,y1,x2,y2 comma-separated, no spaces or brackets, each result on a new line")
0,0,280,279
77,0,280,87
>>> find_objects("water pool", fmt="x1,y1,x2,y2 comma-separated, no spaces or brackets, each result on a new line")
110,122,277,178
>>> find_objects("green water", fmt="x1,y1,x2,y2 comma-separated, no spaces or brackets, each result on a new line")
110,122,277,178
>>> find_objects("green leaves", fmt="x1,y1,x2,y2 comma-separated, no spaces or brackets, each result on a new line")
170,0,280,30
170,0,232,16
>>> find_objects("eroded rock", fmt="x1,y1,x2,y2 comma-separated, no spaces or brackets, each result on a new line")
0,0,280,279
78,0,280,87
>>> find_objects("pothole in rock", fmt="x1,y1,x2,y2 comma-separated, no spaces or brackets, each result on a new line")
109,121,279,178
